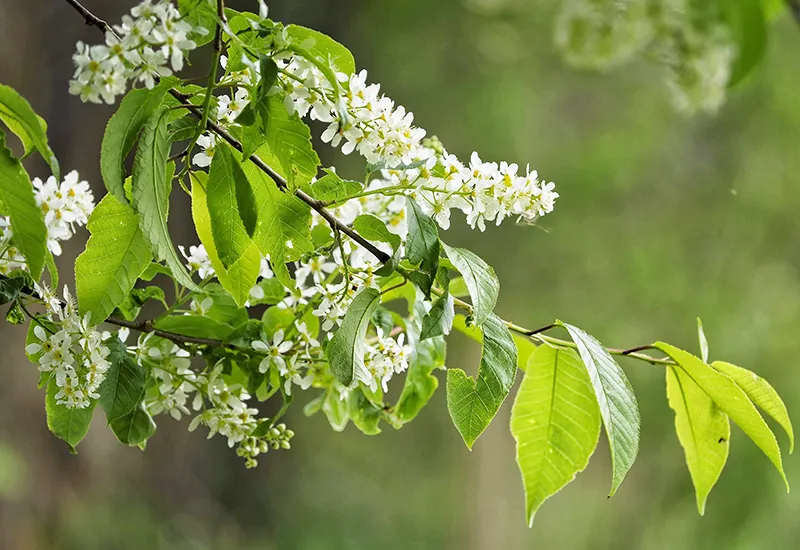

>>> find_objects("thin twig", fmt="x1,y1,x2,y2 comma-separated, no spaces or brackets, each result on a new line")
64,0,109,32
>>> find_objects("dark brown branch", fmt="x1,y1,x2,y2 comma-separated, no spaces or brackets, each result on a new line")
63,0,109,32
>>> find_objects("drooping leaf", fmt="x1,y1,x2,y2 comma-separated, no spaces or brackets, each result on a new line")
654,342,788,489
326,287,381,386
559,322,641,496
252,95,320,191
98,338,154,446
511,346,601,526
348,388,382,435
190,172,261,307
101,85,171,203
420,292,455,341
177,0,217,46
712,360,794,453
442,243,499,327
405,197,440,273
720,0,767,87
132,109,198,290
447,314,517,449
0,275,26,305
666,364,730,515
322,388,350,432
75,194,152,325
243,159,313,288
697,317,709,363
394,331,446,425
45,378,96,453
207,143,257,268
353,214,402,252
284,24,357,75
0,84,59,179
0,131,47,279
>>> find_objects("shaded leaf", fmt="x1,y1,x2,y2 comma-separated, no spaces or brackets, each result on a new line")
326,287,381,386
442,243,499,327
0,84,59,179
420,292,455,341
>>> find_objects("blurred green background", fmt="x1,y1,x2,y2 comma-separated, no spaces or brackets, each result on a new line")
1,0,799,548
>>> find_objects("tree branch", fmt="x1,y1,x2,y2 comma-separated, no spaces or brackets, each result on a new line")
63,0,109,32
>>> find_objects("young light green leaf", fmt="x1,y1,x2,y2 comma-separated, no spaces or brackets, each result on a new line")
207,144,256,268
666,365,730,515
0,84,59,179
447,314,517,449
326,287,381,386
405,197,439,271
191,172,261,307
322,388,350,432
45,378,96,453
654,342,788,489
697,317,709,363
243,159,313,288
442,243,499,327
353,214,401,252
252,95,320,191
307,170,362,202
420,292,455,341
284,24,357,75
132,110,198,291
559,322,640,496
75,194,152,325
98,338,154,446
712,360,794,453
101,85,170,203
511,346,601,526
154,316,234,341
0,131,47,279
348,388,382,435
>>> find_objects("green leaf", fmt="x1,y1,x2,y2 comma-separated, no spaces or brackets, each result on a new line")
99,339,155,446
207,144,257,268
154,315,234,341
511,346,601,526
45,378,96,453
348,388,382,435
447,314,517,448
75,194,152,325
191,172,261,307
132,109,198,291
326,287,381,386
353,214,401,252
441,243,498,327
666,365,730,515
720,0,767,87
394,331,446,425
243,159,313,288
114,285,167,321
177,0,217,46
405,198,440,272
0,84,59,179
654,342,788,490
307,170,362,202
712,360,794,453
253,95,320,191
0,131,47,279
559,322,640,496
697,317,709,363
284,24,357,75
420,292,455,341
322,388,350,432
101,85,170,204
0,275,26,305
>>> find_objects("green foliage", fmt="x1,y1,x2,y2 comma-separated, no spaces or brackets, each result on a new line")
307,170,362,202
132,110,197,290
0,83,59,179
353,214,401,252
284,24,357,76
442,243,499,327
511,346,601,526
654,342,788,489
99,339,155,447
76,194,152,325
0,131,47,279
326,287,381,386
419,292,454,341
101,85,171,204
154,315,234,340
45,378,96,453
666,365,730,515
0,273,27,305
559,322,640,495
446,314,517,449
720,0,767,86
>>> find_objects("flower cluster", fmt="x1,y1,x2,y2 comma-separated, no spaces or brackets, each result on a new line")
179,243,275,302
0,170,94,274
360,329,412,393
553,0,737,114
26,286,111,409
69,0,203,104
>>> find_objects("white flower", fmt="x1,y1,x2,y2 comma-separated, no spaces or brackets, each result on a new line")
179,244,215,279
295,255,337,286
193,132,217,167
279,356,314,395
253,330,294,373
